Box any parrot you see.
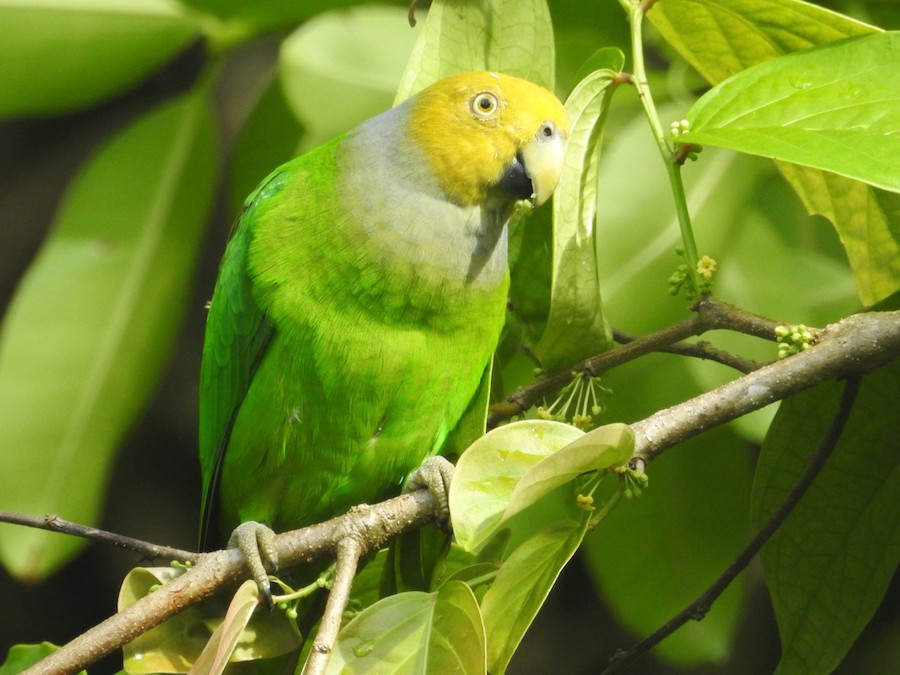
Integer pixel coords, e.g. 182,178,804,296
198,71,569,597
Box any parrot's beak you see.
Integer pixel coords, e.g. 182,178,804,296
521,122,567,207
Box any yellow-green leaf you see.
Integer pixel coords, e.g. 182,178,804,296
534,54,623,369
680,34,900,194
777,162,900,306
504,422,633,520
449,420,583,553
326,582,486,674
647,0,875,83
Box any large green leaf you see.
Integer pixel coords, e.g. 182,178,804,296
649,0,895,305
647,0,876,83
680,33,900,194
326,581,486,674
0,0,199,117
395,0,555,102
0,84,217,580
534,53,622,369
751,359,900,675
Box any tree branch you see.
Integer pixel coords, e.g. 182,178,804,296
303,536,365,675
602,375,863,674
632,310,900,463
0,511,197,564
22,490,438,675
613,330,766,373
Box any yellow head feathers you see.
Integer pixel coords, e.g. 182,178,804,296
408,71,569,207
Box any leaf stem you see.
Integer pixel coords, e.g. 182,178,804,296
625,0,702,290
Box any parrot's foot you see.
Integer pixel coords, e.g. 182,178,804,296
406,456,455,526
228,521,279,609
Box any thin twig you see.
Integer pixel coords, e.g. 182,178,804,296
603,375,863,674
0,511,197,563
303,536,365,675
613,329,766,373
489,313,704,425
489,296,792,426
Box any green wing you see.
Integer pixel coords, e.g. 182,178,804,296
197,169,289,549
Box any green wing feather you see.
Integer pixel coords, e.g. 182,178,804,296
197,169,289,548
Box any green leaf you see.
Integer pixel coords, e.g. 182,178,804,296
279,5,420,148
776,161,900,305
327,582,486,674
647,0,876,84
395,0,555,102
504,422,633,520
481,519,587,674
534,55,622,369
0,0,199,117
507,203,553,333
680,33,900,194
121,567,207,673
0,84,217,580
751,359,900,675
120,567,300,672
191,580,262,675
1,643,84,675
448,423,622,673
649,0,893,305
449,420,584,552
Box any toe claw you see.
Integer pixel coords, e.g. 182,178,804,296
406,455,455,524
228,521,279,609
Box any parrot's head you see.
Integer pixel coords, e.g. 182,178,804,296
408,71,569,211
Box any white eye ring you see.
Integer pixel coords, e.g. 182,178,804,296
471,92,499,116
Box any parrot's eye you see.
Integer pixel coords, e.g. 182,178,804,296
471,92,499,117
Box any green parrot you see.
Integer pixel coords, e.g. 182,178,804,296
198,71,569,591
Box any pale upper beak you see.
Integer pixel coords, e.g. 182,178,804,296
521,121,567,207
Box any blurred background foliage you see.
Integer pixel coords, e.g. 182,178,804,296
0,0,897,673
